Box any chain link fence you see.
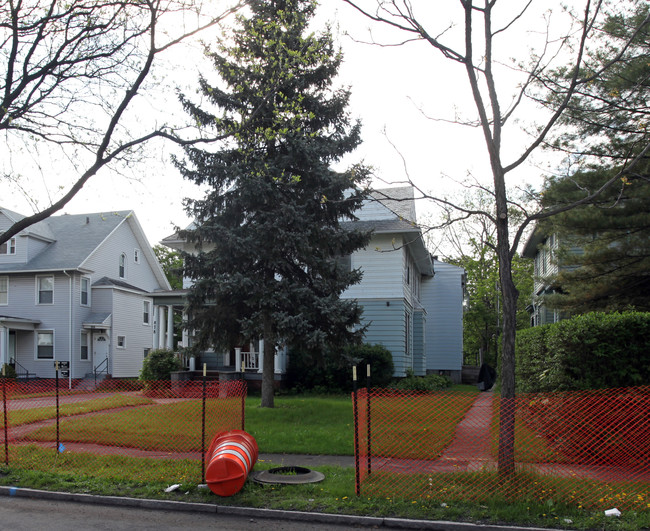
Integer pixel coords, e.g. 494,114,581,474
353,386,650,511
0,377,246,483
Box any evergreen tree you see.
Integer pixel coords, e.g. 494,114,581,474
540,164,650,312
175,0,370,407
537,4,650,313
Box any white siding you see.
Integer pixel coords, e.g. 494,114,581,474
83,221,163,292
110,290,153,377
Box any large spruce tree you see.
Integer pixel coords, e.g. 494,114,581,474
175,0,371,407
537,3,650,313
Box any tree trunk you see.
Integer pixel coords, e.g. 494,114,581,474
495,180,519,476
260,313,275,408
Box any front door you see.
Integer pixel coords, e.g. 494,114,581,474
93,334,109,371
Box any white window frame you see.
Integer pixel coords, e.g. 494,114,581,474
0,237,16,255
117,335,126,349
143,300,150,325
134,248,140,264
36,275,54,305
119,253,126,279
36,330,54,360
80,331,89,361
80,276,90,307
0,276,7,305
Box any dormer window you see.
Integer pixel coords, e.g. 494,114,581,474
0,238,16,255
119,253,126,278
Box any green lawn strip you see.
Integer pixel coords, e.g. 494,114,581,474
1,450,649,530
245,395,353,454
368,392,478,460
3,394,154,428
23,397,243,452
489,394,564,463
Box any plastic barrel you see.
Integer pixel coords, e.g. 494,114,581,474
205,430,259,496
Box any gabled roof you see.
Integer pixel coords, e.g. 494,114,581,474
92,276,147,293
369,186,417,223
0,209,171,290
522,226,548,259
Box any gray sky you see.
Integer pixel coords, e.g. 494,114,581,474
4,0,579,248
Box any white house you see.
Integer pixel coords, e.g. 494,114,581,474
0,208,172,382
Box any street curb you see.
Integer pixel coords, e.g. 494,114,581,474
0,486,558,531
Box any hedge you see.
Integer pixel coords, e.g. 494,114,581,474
515,311,650,393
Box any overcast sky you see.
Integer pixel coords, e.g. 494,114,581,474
4,0,580,249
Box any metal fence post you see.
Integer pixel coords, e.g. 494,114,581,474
352,366,360,496
201,363,207,483
366,363,371,477
55,361,60,455
2,368,8,465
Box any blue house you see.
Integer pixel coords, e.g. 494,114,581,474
163,186,466,381
0,208,171,381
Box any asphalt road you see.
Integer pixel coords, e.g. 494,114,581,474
0,496,361,530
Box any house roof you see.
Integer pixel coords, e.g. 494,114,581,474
0,209,171,290
522,226,547,259
92,276,147,293
369,186,417,223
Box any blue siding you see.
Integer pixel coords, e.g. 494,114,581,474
357,299,409,377
413,310,426,376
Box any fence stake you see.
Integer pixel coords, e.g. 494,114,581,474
241,380,245,431
366,363,371,477
201,363,207,483
2,368,8,465
55,361,60,455
352,366,360,496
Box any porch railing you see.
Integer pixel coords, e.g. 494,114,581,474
11,359,33,380
94,357,109,386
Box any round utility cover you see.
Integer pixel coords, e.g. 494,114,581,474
253,466,325,485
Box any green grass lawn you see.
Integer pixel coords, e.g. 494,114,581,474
2,388,649,530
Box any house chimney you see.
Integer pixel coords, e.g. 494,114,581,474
86,216,90,224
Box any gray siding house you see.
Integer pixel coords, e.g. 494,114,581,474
0,208,171,382
163,186,465,381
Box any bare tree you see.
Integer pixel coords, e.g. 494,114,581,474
1,0,242,244
343,0,650,474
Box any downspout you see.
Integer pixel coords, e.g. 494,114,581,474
63,271,73,390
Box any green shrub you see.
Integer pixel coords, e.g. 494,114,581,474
286,343,394,393
139,349,181,381
390,371,452,392
1,363,16,378
516,311,650,392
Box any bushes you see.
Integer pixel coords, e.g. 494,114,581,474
1,363,16,378
516,311,650,392
390,371,452,392
139,349,182,381
286,343,394,393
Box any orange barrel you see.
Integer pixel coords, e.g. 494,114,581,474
205,430,259,496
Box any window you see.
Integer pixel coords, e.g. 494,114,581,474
134,248,140,264
144,348,150,358
36,331,54,359
80,277,90,306
0,276,7,305
119,253,126,278
37,276,54,304
80,331,89,361
117,335,126,349
0,238,16,255
143,300,150,325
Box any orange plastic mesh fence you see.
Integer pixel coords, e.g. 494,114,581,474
0,378,246,483
353,386,650,511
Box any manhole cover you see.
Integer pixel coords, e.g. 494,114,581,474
253,466,325,485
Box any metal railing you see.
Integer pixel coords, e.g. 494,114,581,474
94,357,109,386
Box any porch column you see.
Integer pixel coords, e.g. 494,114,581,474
257,339,264,374
158,306,166,350
166,305,174,350
181,311,189,348
235,347,242,372
0,326,6,367
152,306,160,350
